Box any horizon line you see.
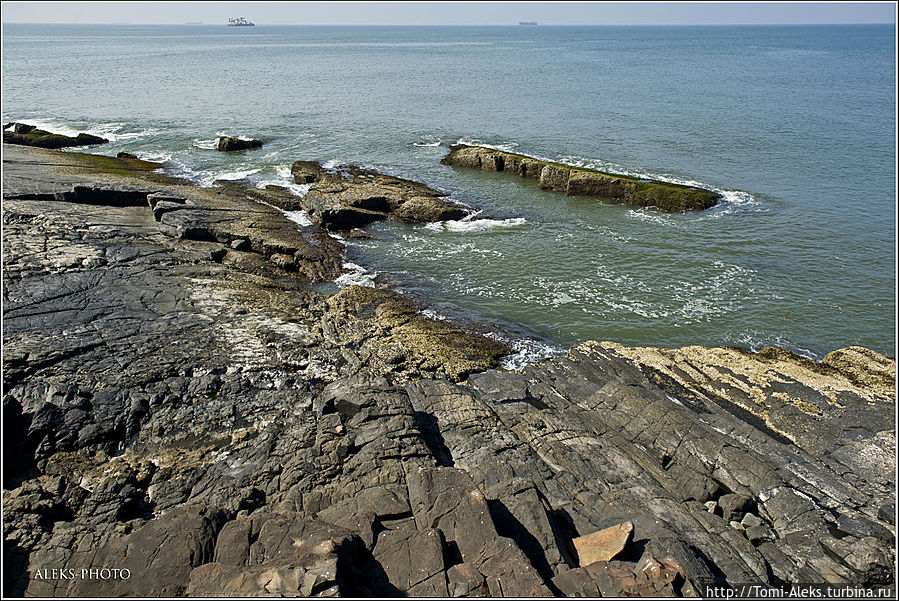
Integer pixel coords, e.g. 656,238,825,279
3,21,895,26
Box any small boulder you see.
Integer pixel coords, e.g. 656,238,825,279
217,136,264,152
291,160,324,184
117,151,138,159
394,196,467,223
572,521,633,566
741,513,763,528
718,493,752,522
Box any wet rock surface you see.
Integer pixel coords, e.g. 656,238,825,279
283,159,468,229
3,123,109,149
3,144,895,597
441,143,721,212
217,136,264,152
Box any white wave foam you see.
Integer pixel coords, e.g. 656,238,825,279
413,141,441,147
455,138,521,154
109,128,161,141
215,168,261,181
482,332,565,371
244,194,314,230
626,209,677,226
192,138,219,150
160,157,201,181
161,161,261,187
731,332,820,360
214,130,257,141
419,309,449,321
253,164,311,197
335,262,377,288
255,179,311,197
425,215,527,233
282,210,313,227
321,159,340,170
8,118,162,143
139,151,172,163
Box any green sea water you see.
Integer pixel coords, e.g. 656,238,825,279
2,23,894,362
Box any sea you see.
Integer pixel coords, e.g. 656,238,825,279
2,23,895,365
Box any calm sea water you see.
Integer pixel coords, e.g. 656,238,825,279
3,24,895,362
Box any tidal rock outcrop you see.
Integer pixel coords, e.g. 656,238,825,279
441,144,721,212
2,143,895,598
280,160,468,229
217,136,264,152
3,122,108,149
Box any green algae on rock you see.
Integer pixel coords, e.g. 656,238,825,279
3,122,109,149
326,285,510,380
441,144,721,212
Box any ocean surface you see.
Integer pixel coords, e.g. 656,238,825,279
3,23,895,363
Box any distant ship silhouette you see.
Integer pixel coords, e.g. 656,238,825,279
519,21,538,26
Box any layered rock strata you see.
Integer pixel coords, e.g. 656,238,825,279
281,160,468,229
2,144,895,598
441,144,721,212
3,122,109,149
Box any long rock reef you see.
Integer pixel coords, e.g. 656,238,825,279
2,143,895,597
3,122,109,150
441,144,721,212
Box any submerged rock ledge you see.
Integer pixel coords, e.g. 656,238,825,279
441,144,721,212
2,144,895,597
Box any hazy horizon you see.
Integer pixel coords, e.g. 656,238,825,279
1,2,895,26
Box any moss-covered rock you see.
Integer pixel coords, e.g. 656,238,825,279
327,286,510,380
3,123,109,149
441,144,720,212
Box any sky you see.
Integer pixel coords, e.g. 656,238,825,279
0,1,895,25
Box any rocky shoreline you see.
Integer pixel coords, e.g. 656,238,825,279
441,144,721,212
2,143,895,597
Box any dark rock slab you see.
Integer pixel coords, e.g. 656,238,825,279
217,136,264,152
4,123,109,149
294,161,467,229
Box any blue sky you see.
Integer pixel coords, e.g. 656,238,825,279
1,2,895,25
